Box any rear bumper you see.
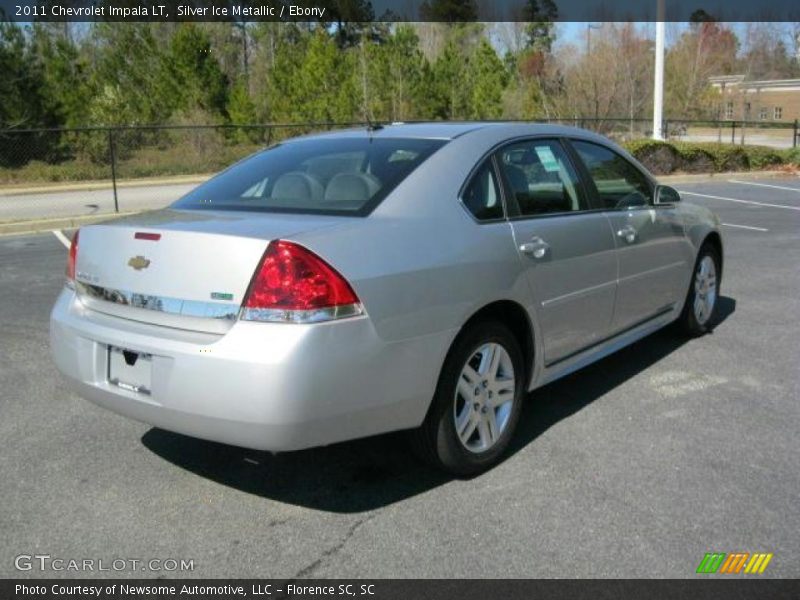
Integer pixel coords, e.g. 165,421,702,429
50,288,452,451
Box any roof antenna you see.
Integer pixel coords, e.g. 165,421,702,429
365,115,383,133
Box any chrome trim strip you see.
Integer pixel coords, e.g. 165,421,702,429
75,281,240,321
617,260,687,284
75,281,365,324
541,280,617,308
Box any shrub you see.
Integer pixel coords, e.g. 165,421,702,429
0,159,110,184
623,140,798,175
782,148,800,165
624,140,679,174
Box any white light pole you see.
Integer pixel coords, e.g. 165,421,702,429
652,0,666,140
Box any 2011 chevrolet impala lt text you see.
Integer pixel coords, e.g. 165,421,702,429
50,123,723,474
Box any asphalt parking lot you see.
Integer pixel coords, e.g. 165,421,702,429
1,176,798,578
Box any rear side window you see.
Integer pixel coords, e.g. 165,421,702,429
571,140,652,209
496,139,584,217
462,161,503,221
172,137,446,216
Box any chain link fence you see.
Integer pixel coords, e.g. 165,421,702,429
541,117,800,147
1,118,798,224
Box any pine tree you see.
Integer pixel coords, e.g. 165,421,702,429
31,24,94,128
89,24,169,124
468,39,508,119
0,22,52,166
522,0,558,53
166,24,229,117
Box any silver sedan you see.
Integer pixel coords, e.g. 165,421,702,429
50,123,723,475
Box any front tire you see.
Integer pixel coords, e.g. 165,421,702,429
677,243,720,336
411,320,525,476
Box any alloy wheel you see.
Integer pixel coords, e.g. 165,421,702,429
693,255,717,325
453,342,516,453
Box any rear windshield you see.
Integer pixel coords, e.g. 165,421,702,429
172,137,446,216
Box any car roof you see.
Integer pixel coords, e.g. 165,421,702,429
289,122,610,142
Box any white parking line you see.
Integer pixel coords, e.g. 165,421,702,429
729,179,800,193
678,190,800,211
52,230,71,249
721,223,769,232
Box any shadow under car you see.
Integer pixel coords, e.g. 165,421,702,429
142,296,736,513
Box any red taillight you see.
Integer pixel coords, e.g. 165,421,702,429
66,229,79,282
241,240,361,322
134,232,161,241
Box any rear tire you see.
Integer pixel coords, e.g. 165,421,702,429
676,243,720,337
411,320,525,476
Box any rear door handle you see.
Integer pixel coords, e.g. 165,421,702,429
617,225,637,244
519,237,550,259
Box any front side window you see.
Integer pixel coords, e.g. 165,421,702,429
774,106,783,120
462,160,503,221
172,137,446,216
495,139,583,217
571,140,652,209
760,107,769,120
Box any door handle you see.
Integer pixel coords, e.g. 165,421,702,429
519,237,550,259
617,225,637,244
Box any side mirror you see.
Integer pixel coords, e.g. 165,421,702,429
655,185,681,205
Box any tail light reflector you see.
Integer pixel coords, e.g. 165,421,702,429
241,240,362,323
134,232,161,241
66,229,80,286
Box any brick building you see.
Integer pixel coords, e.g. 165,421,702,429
709,75,800,122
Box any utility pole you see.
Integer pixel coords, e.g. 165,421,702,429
586,24,601,125
238,21,249,84
652,0,666,140
586,23,600,55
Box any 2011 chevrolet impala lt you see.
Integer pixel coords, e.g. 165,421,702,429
50,123,723,474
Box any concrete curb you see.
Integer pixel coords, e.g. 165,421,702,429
657,169,798,184
0,174,211,196
0,212,139,236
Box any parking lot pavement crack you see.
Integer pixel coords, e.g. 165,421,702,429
290,514,376,578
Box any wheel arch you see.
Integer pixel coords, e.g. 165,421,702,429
456,300,535,389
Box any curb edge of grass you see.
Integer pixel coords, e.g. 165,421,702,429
0,174,211,196
657,169,797,184
0,211,140,237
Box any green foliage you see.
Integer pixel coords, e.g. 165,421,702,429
0,23,48,130
89,24,171,125
382,25,427,120
267,29,358,123
31,25,94,129
0,22,59,166
0,141,264,185
227,79,261,143
522,0,558,53
739,145,785,169
3,21,799,181
781,147,800,165
623,140,796,175
430,41,464,118
166,24,229,116
468,39,508,119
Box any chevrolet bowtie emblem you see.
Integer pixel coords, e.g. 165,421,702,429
127,256,151,271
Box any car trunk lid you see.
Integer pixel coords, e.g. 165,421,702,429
73,209,346,333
